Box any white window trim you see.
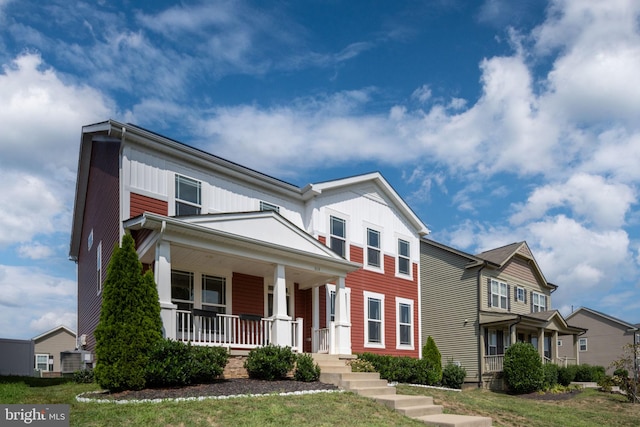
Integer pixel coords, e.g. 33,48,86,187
579,338,588,352
173,173,202,216
490,279,508,310
35,354,51,372
364,225,384,273
96,241,102,295
326,284,351,326
201,274,228,314
395,297,414,350
364,291,385,349
327,212,350,260
532,291,547,312
395,236,413,279
557,339,563,347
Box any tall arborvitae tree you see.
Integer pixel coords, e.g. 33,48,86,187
423,336,443,384
93,233,163,391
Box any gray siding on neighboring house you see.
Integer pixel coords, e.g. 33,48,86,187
558,309,636,374
33,329,76,373
421,241,480,381
0,338,34,376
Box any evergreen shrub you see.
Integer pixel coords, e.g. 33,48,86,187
441,360,467,389
503,342,544,394
422,336,443,384
244,345,296,380
294,354,321,382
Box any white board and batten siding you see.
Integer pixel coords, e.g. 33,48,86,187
122,145,305,227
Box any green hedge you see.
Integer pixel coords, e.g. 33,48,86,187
357,353,438,385
558,364,606,386
244,345,296,380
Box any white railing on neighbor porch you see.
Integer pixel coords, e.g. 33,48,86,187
555,356,578,367
313,327,331,354
484,355,504,372
176,311,303,352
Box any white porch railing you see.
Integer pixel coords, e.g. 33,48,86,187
555,356,578,367
176,311,303,351
484,355,504,372
313,327,330,354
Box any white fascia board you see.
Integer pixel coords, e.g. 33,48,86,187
32,325,76,342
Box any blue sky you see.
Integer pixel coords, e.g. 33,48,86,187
0,0,639,339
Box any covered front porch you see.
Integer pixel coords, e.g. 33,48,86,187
480,311,585,373
124,211,360,355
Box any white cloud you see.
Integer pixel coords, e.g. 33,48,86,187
17,242,54,260
510,173,636,229
30,311,76,335
411,85,432,104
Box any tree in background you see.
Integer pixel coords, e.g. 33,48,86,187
611,342,639,403
422,336,443,384
93,234,163,391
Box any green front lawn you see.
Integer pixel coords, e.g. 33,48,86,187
2,377,638,426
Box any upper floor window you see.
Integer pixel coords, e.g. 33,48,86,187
330,216,346,258
366,228,381,268
175,174,201,216
579,338,588,352
490,279,508,310
532,292,547,312
260,201,280,213
516,286,526,303
397,239,410,275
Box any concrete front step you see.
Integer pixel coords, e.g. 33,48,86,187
352,385,396,396
341,378,389,389
372,394,442,417
417,414,493,427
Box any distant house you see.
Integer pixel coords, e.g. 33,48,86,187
69,120,429,360
32,325,77,377
558,307,639,374
421,239,585,389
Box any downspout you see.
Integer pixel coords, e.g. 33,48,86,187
476,262,487,388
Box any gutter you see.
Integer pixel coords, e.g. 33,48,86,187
476,262,486,388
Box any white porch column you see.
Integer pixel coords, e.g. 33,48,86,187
271,264,292,347
510,324,517,346
552,330,558,362
332,276,351,355
574,334,580,365
155,239,176,340
538,328,545,360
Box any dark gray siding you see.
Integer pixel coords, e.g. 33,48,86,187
421,241,481,382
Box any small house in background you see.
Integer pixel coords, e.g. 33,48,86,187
558,307,639,374
32,325,77,377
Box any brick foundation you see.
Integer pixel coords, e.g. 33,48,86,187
223,356,249,379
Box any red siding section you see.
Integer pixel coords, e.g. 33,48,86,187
232,273,264,317
130,192,168,218
346,245,420,358
76,138,121,352
295,284,313,353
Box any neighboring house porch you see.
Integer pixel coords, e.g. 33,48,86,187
125,210,360,355
480,310,585,374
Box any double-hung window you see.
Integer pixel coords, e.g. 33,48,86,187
202,275,226,315
330,216,346,258
396,297,413,349
366,228,381,268
532,292,547,312
175,174,201,216
579,338,588,352
364,291,384,348
172,270,194,334
397,239,410,275
516,286,525,302
490,279,508,309
35,354,51,371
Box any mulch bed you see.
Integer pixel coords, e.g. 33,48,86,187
518,389,582,401
86,379,339,401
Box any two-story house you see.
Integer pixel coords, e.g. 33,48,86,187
69,120,429,361
558,307,639,374
421,239,585,389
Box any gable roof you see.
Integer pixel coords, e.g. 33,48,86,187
567,307,639,331
32,325,76,342
421,238,494,268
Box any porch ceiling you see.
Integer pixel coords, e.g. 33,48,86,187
126,212,360,289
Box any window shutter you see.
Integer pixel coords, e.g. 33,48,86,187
524,290,527,304
514,287,518,302
530,291,534,312
487,279,492,307
507,285,511,311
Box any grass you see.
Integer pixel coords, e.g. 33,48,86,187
397,384,640,427
2,377,639,426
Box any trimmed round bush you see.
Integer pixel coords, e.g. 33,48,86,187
503,342,544,394
441,361,466,389
294,354,320,382
244,345,296,380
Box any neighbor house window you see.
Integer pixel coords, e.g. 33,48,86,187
516,287,526,302
201,275,226,315
259,201,280,213
364,291,385,348
35,354,51,371
490,279,508,309
397,239,410,275
96,241,102,295
557,339,563,347
175,174,201,216
366,228,381,268
532,292,547,312
329,216,346,258
396,297,414,349
579,338,588,352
